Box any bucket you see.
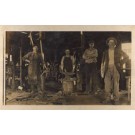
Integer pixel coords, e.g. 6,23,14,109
62,80,74,95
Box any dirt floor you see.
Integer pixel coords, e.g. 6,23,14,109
5,81,130,105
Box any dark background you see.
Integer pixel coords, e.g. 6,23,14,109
6,31,131,69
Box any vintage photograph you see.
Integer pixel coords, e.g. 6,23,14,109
5,31,131,105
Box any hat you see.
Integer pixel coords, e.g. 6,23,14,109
106,37,117,45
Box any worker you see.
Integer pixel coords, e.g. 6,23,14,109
23,45,46,98
83,40,98,94
60,49,75,73
101,37,129,104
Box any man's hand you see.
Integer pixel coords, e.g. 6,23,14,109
101,64,105,78
101,72,104,78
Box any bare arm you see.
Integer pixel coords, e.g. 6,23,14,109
22,52,31,62
71,56,76,71
101,52,105,78
60,56,65,71
40,54,46,69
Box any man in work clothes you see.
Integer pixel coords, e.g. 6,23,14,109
60,49,75,73
23,46,46,98
101,37,129,104
83,40,98,94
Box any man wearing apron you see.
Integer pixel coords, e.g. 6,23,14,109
60,49,75,73
23,46,46,98
60,49,75,95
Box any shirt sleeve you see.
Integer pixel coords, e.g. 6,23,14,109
82,49,88,60
91,49,98,58
95,49,98,57
120,50,129,64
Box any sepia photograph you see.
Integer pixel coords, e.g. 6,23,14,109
1,1,135,135
4,29,131,106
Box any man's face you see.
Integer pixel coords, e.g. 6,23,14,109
108,40,116,49
65,50,70,55
33,47,38,53
89,43,94,48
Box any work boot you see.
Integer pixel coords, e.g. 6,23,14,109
35,91,47,100
113,100,120,105
30,90,38,98
102,99,112,105
84,90,90,95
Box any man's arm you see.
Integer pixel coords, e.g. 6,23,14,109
82,49,89,60
40,54,46,69
83,49,98,59
22,52,31,62
60,56,64,71
120,50,129,64
91,49,98,58
101,51,105,78
71,56,76,72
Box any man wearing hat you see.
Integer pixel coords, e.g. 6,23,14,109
101,37,128,104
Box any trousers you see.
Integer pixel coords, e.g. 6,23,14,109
104,65,120,101
85,63,97,92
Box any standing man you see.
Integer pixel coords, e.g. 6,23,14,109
101,37,128,104
83,40,98,94
60,49,75,73
23,45,46,98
